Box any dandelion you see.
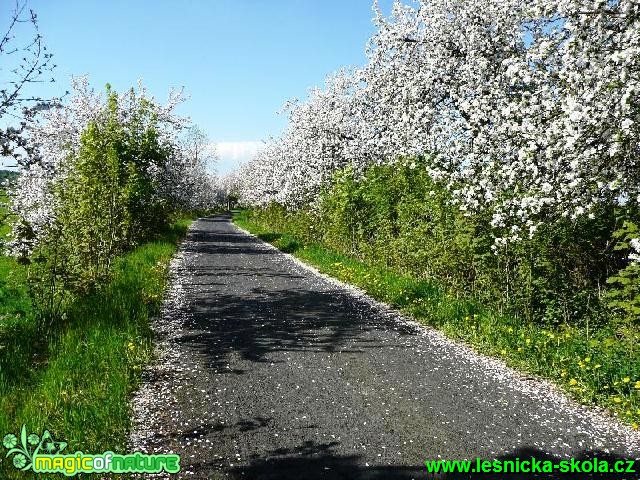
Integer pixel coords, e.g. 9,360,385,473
622,377,630,383
568,378,578,386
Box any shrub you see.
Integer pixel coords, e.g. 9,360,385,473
246,159,639,330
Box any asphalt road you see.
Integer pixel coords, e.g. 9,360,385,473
130,214,640,480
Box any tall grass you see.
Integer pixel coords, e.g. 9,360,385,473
0,217,193,479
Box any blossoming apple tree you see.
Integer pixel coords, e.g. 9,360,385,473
5,77,218,299
232,0,639,262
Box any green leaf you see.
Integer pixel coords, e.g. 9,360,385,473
20,425,27,453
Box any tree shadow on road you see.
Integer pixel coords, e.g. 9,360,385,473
168,217,637,480
170,216,419,371
175,283,414,373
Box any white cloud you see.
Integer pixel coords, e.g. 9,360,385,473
214,141,264,174
0,157,18,170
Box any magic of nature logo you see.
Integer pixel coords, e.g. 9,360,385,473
3,425,180,476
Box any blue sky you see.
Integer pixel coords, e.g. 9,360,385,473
15,0,394,173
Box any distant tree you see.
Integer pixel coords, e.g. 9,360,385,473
1,0,56,164
0,169,19,184
180,125,217,173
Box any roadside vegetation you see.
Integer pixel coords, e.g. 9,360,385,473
0,215,192,479
0,80,217,477
0,3,220,475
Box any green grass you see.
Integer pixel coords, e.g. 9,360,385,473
0,191,10,240
0,216,194,479
235,209,640,429
0,190,31,333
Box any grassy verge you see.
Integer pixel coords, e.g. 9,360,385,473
234,209,640,428
0,215,194,479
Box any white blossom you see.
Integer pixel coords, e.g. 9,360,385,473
227,0,639,255
630,238,640,264
7,77,218,256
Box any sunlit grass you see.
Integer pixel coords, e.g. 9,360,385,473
235,209,640,429
0,216,193,479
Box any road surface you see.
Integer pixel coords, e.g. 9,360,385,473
130,214,640,479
